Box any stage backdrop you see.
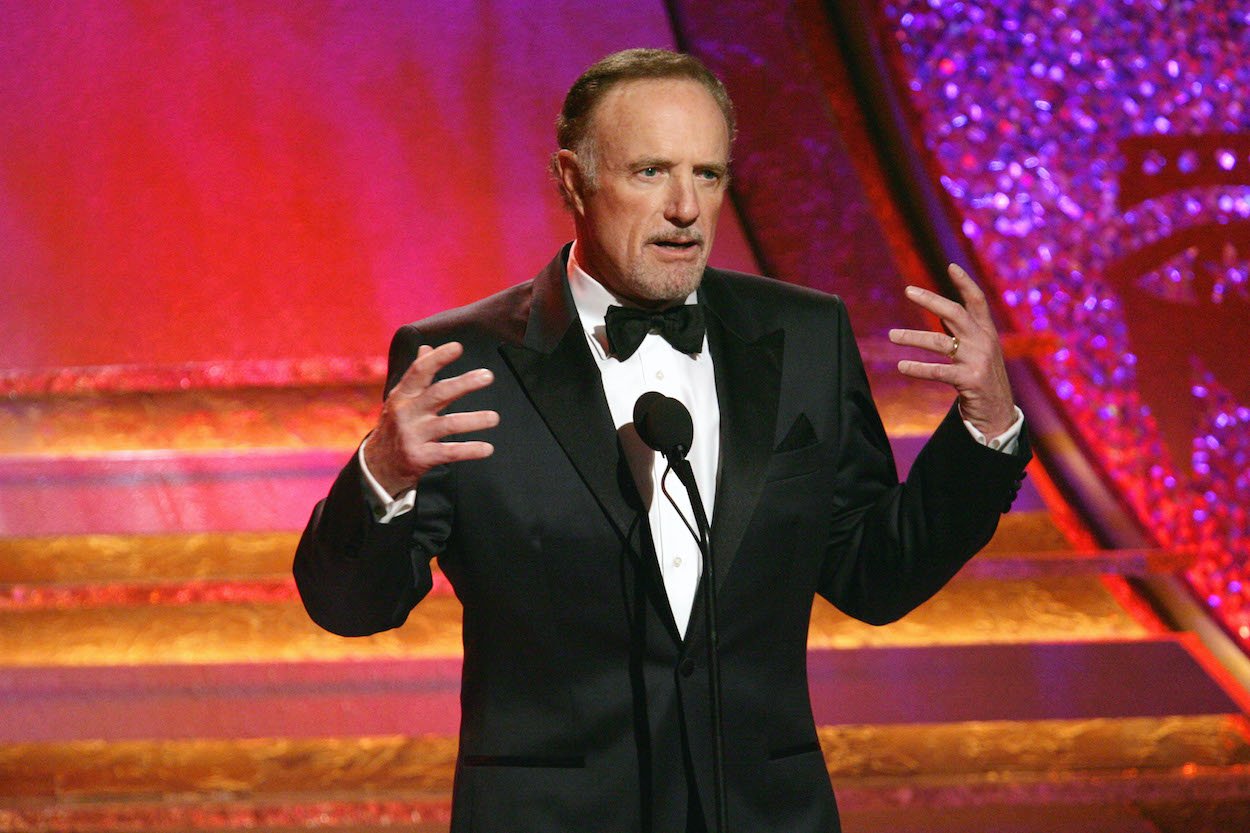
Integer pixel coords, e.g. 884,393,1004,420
877,0,1250,647
0,1,757,372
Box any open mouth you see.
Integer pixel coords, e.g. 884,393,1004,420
652,239,700,251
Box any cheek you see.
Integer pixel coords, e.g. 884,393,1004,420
602,200,645,237
622,214,653,248
703,192,726,221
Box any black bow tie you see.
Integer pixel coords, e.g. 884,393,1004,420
603,303,705,360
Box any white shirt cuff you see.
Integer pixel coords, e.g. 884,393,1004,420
358,434,417,522
961,405,1024,455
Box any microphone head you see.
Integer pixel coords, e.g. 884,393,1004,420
632,391,666,428
633,392,694,461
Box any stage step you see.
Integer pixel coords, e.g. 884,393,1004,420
0,520,1181,666
3,712,1249,831
0,356,955,457
2,638,1240,742
0,577,1160,669
0,571,1159,669
0,521,1188,589
1,368,1241,831
0,364,1057,538
840,800,1250,833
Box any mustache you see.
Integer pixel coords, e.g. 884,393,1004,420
647,231,705,246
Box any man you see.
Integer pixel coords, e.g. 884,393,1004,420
295,48,1027,833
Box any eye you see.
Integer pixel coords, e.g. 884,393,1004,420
639,166,660,177
696,168,724,183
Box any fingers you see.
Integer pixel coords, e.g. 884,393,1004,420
391,341,468,396
895,357,955,384
888,327,958,358
416,438,497,467
389,347,498,442
891,323,963,383
367,341,501,493
892,265,992,381
903,264,997,336
389,341,496,419
903,284,965,329
426,405,501,444
894,267,1018,437
946,262,992,322
424,366,496,413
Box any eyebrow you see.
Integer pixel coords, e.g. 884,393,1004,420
628,156,674,170
627,156,729,176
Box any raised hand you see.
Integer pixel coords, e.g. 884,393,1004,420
888,263,1017,438
363,341,500,496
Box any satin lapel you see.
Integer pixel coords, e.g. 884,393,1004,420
500,325,642,544
703,285,784,597
497,254,639,543
498,253,683,643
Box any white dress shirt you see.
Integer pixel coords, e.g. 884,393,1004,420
564,244,720,637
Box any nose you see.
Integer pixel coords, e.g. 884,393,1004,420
664,171,700,227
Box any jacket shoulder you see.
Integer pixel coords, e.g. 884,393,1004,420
380,281,535,394
701,267,848,333
401,280,535,345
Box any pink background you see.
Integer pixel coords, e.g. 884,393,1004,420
0,1,755,371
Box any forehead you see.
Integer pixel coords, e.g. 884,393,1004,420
587,78,730,161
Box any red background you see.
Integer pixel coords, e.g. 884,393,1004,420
0,1,755,371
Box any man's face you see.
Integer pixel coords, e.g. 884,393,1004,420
560,78,731,309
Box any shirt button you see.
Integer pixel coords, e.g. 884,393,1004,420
679,658,696,677
655,370,664,380
673,557,683,568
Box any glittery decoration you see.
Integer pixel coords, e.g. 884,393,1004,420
881,0,1250,648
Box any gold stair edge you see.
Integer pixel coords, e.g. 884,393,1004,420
0,577,1155,667
0,364,955,455
0,387,380,456
0,532,304,585
0,596,468,666
831,765,1250,811
0,514,1091,587
0,804,453,833
817,716,1250,777
3,716,1246,800
4,774,1248,833
0,358,387,397
2,551,1165,610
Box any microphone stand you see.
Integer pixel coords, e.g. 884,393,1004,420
667,455,727,833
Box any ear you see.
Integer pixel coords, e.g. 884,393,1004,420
555,149,586,214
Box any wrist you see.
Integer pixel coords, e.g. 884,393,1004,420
362,432,416,497
978,416,1014,439
958,402,1021,443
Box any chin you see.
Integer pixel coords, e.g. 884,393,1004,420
638,266,705,303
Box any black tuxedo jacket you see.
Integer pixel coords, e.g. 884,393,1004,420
295,246,1030,832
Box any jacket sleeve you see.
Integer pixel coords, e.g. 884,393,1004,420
292,325,454,637
816,301,1030,625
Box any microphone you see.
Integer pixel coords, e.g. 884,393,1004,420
631,391,728,833
633,392,694,462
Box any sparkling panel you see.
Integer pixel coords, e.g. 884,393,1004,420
881,0,1250,649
